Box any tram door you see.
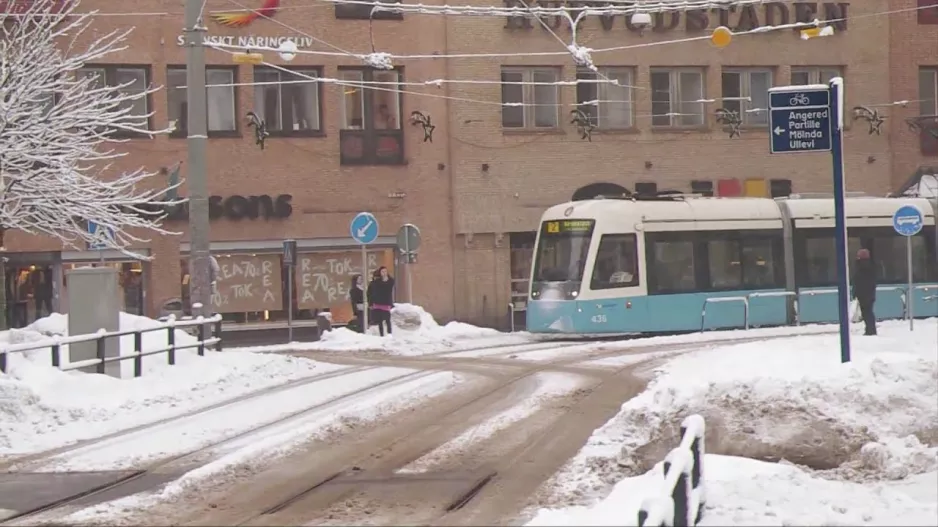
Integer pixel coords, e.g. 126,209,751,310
509,232,535,330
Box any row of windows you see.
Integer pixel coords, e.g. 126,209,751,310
80,65,404,137
79,65,405,165
644,227,938,295
645,231,785,294
502,66,842,130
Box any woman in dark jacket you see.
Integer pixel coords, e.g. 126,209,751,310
367,266,395,336
349,274,365,333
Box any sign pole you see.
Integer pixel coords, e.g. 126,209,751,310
287,264,294,342
907,236,914,331
830,78,851,363
361,244,369,331
404,234,413,304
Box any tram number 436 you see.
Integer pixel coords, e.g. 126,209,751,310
591,314,607,324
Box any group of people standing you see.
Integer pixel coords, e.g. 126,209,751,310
348,266,396,336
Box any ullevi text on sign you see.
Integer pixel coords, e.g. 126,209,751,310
768,85,833,154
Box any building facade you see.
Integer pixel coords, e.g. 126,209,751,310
4,0,935,330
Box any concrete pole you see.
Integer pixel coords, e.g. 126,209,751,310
184,0,212,316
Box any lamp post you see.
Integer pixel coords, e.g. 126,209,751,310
184,0,212,316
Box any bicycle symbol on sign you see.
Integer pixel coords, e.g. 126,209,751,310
789,93,811,106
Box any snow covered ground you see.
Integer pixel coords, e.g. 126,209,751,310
236,303,536,356
528,319,938,526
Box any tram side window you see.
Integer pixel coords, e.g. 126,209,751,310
802,235,862,287
741,238,778,288
649,239,696,293
708,236,778,290
871,235,933,283
590,234,639,289
708,239,742,289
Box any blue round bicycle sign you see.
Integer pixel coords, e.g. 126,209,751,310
892,205,923,237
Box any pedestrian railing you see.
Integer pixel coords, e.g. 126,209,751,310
700,284,922,332
0,314,223,376
637,415,707,527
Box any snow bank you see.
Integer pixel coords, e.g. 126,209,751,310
0,313,338,455
528,455,938,526
307,303,532,355
528,320,938,526
537,319,937,519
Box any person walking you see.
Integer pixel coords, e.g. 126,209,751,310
349,274,365,333
367,266,395,336
852,248,877,336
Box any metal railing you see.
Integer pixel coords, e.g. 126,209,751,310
700,296,749,331
0,314,223,376
700,284,927,332
638,415,707,527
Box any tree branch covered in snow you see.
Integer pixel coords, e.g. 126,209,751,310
0,0,182,258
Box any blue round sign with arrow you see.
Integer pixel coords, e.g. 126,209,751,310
892,205,923,237
350,212,379,245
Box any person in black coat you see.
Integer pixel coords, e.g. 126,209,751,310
348,274,365,333
367,266,395,336
852,248,877,336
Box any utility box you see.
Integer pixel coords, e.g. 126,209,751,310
65,266,121,378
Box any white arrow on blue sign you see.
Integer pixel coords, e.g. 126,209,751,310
87,221,115,250
892,205,924,237
350,212,379,245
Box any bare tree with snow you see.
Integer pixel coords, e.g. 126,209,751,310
0,0,182,327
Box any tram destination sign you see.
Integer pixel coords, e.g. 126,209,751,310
768,86,832,154
545,219,594,233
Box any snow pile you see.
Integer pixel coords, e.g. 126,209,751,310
528,455,938,526
2,312,200,377
312,303,531,355
532,319,938,525
0,314,337,455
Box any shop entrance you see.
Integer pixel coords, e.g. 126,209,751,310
4,252,57,329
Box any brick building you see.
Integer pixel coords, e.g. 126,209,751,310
3,0,935,331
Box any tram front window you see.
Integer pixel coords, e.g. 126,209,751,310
531,219,594,300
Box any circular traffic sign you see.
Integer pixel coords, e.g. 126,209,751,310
396,224,421,253
350,212,379,244
892,204,923,237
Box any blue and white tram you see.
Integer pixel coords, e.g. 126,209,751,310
525,195,938,335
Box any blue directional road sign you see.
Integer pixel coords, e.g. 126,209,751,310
893,205,924,237
768,86,832,154
86,221,115,250
350,212,379,245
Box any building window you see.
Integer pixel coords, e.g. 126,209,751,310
918,68,938,156
167,66,238,137
721,69,771,126
650,68,705,127
575,67,634,129
691,180,714,197
501,67,560,129
335,0,403,20
635,182,657,195
253,67,321,135
339,68,404,165
77,65,151,135
791,67,842,86
918,0,938,24
590,234,639,289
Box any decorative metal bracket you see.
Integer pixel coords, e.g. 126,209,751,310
246,111,269,150
906,115,938,139
714,108,742,138
852,106,885,135
570,109,595,141
409,111,435,143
